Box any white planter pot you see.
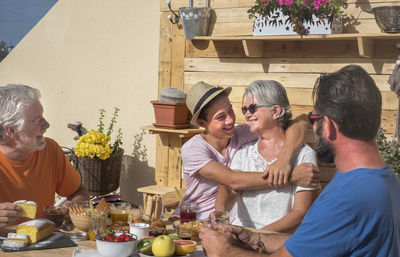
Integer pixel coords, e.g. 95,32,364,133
252,10,343,36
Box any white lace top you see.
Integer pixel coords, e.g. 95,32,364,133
230,140,317,229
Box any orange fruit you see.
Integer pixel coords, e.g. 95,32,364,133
174,240,197,256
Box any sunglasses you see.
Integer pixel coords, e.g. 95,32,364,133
241,104,270,115
308,111,324,125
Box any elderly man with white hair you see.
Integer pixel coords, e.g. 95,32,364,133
0,84,89,227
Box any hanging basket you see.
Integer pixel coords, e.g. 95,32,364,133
74,148,124,196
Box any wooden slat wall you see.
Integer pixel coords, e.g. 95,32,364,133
158,0,400,188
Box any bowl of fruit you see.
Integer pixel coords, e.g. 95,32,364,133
96,232,138,257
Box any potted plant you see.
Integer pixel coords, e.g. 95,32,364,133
151,88,190,129
248,0,347,36
377,128,400,178
74,107,124,196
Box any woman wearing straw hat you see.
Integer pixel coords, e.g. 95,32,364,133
216,80,318,232
178,81,319,220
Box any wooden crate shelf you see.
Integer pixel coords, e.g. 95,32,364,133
141,125,204,188
141,125,204,138
193,33,400,58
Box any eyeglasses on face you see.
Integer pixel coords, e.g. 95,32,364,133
241,104,270,115
308,111,324,125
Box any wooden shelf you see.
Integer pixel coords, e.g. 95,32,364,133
193,33,400,58
141,125,204,138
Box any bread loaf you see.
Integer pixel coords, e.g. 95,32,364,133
13,200,37,219
16,219,55,243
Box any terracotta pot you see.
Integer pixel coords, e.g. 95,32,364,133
151,100,190,129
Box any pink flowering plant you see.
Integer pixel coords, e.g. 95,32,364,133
248,0,347,35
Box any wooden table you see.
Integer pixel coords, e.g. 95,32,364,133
0,238,206,257
0,223,206,257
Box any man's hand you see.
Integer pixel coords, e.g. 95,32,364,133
62,200,74,209
211,224,256,249
262,158,292,188
200,225,232,257
291,163,320,188
0,202,22,228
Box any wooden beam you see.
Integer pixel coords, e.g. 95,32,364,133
241,40,263,57
357,36,374,58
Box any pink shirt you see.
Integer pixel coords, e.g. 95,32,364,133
176,124,257,220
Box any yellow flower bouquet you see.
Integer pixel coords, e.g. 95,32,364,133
74,130,112,160
73,107,124,196
74,107,123,160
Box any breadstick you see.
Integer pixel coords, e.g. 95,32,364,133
143,193,148,214
144,195,153,222
154,195,163,220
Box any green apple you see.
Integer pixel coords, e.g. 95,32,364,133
152,235,176,257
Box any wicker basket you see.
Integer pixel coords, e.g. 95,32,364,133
74,148,124,196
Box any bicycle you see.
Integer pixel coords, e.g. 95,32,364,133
55,122,87,207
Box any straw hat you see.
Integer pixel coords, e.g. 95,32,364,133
186,81,232,125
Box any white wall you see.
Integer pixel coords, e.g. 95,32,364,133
0,0,160,205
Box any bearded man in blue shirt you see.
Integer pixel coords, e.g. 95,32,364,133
200,64,400,257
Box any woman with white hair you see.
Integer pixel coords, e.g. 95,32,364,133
176,81,319,220
216,80,318,232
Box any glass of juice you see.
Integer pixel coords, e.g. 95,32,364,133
110,202,130,224
88,210,107,240
214,210,230,224
180,201,197,224
212,210,230,233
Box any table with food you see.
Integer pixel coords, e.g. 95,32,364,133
0,198,208,257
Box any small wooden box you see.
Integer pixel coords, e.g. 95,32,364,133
137,185,185,221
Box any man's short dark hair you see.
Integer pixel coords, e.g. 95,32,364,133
312,65,382,141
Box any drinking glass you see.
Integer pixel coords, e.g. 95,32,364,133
214,210,230,224
179,202,197,224
173,220,193,240
88,210,107,241
110,202,131,224
43,205,67,227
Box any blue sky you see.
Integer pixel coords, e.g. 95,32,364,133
0,0,58,46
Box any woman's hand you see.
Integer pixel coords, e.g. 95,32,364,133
291,163,320,188
261,158,292,188
0,202,22,228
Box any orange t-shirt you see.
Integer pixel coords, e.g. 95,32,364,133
0,137,81,218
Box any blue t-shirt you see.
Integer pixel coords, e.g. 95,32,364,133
285,166,400,257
